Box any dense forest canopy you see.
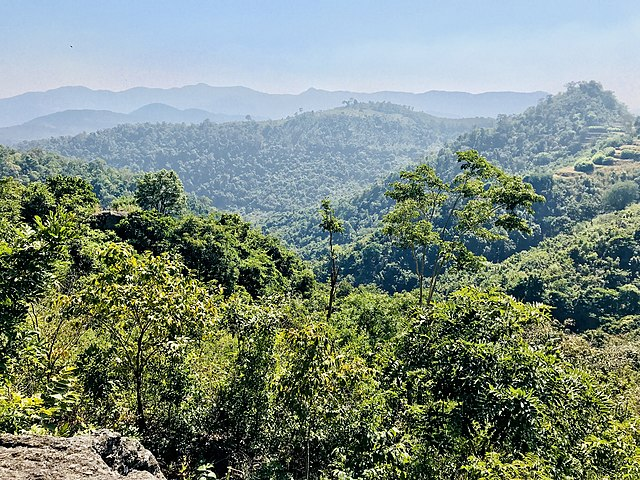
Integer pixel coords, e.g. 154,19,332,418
0,145,137,205
442,205,640,332
2,160,640,479
265,82,640,292
2,80,640,479
26,102,492,220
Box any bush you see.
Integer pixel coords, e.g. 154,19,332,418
574,159,595,172
591,152,606,165
603,181,640,211
592,152,615,165
620,149,640,160
602,135,628,148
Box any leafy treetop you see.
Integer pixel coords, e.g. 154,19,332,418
383,150,544,305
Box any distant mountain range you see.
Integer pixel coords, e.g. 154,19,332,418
0,84,548,143
0,104,249,144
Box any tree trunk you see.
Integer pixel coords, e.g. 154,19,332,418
327,231,337,321
135,369,146,433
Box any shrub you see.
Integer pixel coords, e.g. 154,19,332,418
620,149,640,160
574,159,595,172
603,181,639,211
591,152,606,165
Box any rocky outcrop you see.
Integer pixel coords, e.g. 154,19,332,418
0,430,166,479
91,210,130,231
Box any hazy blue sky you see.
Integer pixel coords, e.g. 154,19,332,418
2,0,639,110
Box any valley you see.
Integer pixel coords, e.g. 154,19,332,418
1,80,640,479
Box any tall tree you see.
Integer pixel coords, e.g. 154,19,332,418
319,199,344,320
82,243,215,432
134,169,186,216
383,150,544,305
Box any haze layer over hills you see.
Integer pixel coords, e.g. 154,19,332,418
0,84,547,144
27,102,494,219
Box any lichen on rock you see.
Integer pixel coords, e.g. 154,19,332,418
0,430,166,479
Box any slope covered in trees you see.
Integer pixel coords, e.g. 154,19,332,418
465,205,640,332
0,144,137,206
266,82,639,291
3,168,640,479
434,81,634,177
27,102,493,219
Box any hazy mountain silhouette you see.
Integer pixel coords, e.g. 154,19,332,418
0,84,548,129
0,104,247,143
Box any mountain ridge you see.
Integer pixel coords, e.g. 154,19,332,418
0,84,548,128
0,104,251,144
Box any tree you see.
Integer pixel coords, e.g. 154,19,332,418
0,209,76,369
574,159,595,173
82,243,215,432
383,150,544,305
134,170,186,216
319,199,344,320
20,183,56,223
603,181,639,211
46,175,99,215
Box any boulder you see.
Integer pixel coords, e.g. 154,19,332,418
0,430,166,479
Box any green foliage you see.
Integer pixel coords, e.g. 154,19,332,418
471,206,640,331
20,182,56,222
268,321,378,479
28,103,492,220
383,150,543,304
79,243,217,432
0,365,80,436
320,199,344,320
0,208,77,368
266,83,634,296
0,145,137,206
113,210,314,298
603,181,639,211
591,151,607,165
2,84,640,480
134,169,186,215
46,175,99,215
390,288,640,478
432,81,633,179
620,149,640,160
319,198,344,237
574,158,595,172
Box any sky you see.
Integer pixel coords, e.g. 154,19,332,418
1,0,639,110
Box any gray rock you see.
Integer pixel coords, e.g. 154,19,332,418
0,430,166,479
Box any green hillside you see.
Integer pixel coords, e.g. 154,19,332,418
447,205,640,332
3,170,640,479
434,81,634,177
27,102,492,220
0,145,137,205
266,82,638,290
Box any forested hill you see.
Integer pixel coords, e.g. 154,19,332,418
0,144,137,206
265,82,639,279
26,102,492,219
473,204,640,332
434,81,634,177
